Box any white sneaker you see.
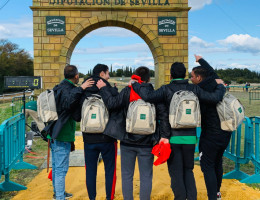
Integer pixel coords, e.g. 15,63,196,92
217,192,221,200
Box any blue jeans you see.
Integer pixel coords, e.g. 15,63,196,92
51,140,71,200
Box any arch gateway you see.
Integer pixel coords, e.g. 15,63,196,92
31,0,190,89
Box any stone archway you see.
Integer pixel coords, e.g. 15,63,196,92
31,0,190,89
59,14,165,87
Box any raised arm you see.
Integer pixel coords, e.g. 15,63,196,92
195,55,219,79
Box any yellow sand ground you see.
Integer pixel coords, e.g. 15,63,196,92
13,136,260,200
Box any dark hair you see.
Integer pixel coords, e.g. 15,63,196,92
170,62,186,79
93,64,109,76
192,66,208,80
64,65,78,79
135,66,150,82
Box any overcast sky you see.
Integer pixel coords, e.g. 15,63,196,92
0,0,260,74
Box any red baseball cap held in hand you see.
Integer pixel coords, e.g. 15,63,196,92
152,142,171,166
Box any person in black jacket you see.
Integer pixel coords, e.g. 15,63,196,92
131,62,226,200
48,65,94,200
78,64,118,200
96,66,168,200
191,55,232,200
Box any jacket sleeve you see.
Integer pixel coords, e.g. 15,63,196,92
132,83,165,103
156,102,171,139
61,86,84,111
194,84,226,104
198,58,219,79
100,86,128,110
65,87,84,122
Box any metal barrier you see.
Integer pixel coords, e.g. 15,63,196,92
195,117,260,183
194,127,201,161
223,117,251,180
249,87,260,104
0,113,37,191
226,86,254,92
240,116,260,183
11,96,34,116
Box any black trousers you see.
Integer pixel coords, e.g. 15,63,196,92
84,142,117,200
167,144,197,200
199,134,231,200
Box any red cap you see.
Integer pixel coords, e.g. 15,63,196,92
152,142,171,166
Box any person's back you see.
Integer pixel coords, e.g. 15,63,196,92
191,55,232,200
131,62,226,200
79,64,118,200
97,66,166,200
48,65,94,200
80,75,117,144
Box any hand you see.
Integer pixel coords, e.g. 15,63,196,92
194,54,202,62
114,83,117,87
81,78,94,90
96,79,106,89
215,79,224,85
159,138,169,144
128,79,137,86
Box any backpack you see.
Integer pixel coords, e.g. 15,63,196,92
126,99,156,135
216,93,245,131
37,89,58,123
169,90,201,129
81,94,109,133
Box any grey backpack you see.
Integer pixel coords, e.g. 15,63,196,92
169,90,201,129
37,89,58,123
81,94,109,133
126,99,156,135
216,93,245,131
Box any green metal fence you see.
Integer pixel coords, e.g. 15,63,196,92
0,113,37,191
195,117,260,183
249,87,260,104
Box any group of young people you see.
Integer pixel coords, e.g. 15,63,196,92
47,54,231,200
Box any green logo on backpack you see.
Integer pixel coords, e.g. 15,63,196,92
186,109,191,114
238,107,242,113
140,114,146,120
91,114,96,119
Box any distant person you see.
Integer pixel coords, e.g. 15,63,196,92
245,82,251,92
22,100,45,132
191,55,232,200
226,83,230,91
96,66,168,200
131,62,226,200
47,65,94,200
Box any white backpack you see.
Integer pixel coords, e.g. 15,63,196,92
37,90,58,123
169,90,201,129
216,93,245,131
126,99,156,135
81,94,109,133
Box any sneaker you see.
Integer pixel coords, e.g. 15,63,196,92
217,192,221,200
53,192,73,200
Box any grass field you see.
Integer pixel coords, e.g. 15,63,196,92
0,79,259,199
